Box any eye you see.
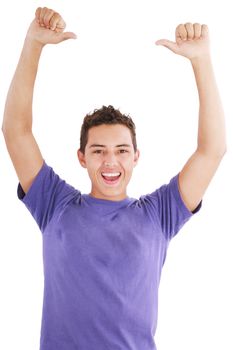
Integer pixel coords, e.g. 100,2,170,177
93,150,102,154
119,149,128,153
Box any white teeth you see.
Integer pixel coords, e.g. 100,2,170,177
101,172,121,177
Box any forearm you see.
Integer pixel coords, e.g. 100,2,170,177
2,38,43,135
191,55,227,156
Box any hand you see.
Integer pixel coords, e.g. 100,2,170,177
155,23,210,61
26,7,77,47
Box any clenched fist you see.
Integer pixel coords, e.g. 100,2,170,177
26,7,77,47
156,23,210,61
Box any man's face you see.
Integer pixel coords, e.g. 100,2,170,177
77,124,140,201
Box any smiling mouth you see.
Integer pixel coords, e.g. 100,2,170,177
101,172,122,185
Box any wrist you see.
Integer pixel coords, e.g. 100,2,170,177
190,54,212,67
24,36,45,53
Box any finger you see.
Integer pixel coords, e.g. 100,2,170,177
50,13,64,31
61,32,77,41
44,8,55,28
176,24,187,41
201,24,209,39
156,39,178,53
184,22,194,40
193,23,202,39
35,7,42,23
39,7,48,27
56,18,66,30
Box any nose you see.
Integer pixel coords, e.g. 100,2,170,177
104,162,115,167
103,152,117,167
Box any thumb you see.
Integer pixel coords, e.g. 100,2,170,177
61,31,77,41
155,39,178,53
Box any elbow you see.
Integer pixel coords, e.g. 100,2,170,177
2,117,9,134
197,145,227,159
211,148,227,159
215,148,227,159
1,123,9,136
1,120,32,137
1,124,6,134
222,146,227,156
218,143,227,158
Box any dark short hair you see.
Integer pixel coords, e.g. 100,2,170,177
79,105,137,154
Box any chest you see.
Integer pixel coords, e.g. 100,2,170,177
43,204,167,286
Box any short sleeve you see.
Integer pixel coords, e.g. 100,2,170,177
140,173,202,241
17,160,80,233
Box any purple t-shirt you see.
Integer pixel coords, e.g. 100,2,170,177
17,160,201,350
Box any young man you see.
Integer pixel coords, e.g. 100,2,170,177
2,7,226,350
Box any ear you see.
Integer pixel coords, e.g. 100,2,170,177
77,149,87,168
133,149,140,167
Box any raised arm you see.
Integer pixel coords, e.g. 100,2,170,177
156,23,227,212
1,7,76,194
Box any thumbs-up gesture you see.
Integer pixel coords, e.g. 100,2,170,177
26,7,77,47
156,23,210,61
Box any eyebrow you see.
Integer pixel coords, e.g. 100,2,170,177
89,144,131,148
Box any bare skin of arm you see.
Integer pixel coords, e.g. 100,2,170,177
2,7,76,194
156,23,227,212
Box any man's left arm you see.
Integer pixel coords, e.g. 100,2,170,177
156,23,227,212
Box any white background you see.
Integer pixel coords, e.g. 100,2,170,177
0,0,232,349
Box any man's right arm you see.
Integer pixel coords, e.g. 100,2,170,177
1,7,77,194
2,36,44,194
